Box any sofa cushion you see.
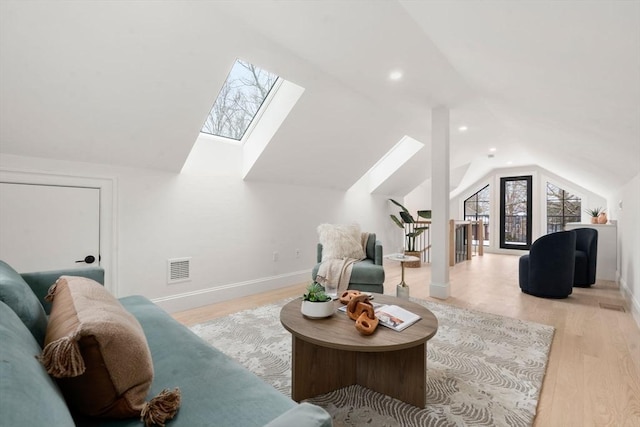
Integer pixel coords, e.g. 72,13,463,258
0,300,75,426
21,266,105,314
40,276,180,425
0,260,48,346
317,223,364,261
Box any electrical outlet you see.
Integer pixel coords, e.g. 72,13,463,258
273,251,279,262
295,249,300,258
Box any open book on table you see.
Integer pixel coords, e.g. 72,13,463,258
339,303,421,332
374,304,421,331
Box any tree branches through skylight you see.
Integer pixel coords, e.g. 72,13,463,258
201,59,279,141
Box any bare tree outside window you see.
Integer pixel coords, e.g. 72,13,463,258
500,176,532,249
464,184,490,246
201,59,279,140
546,182,581,233
503,180,529,244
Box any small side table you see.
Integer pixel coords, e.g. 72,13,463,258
385,253,420,299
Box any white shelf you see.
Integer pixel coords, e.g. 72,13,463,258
565,222,617,281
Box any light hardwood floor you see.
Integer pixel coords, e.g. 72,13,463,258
173,253,640,426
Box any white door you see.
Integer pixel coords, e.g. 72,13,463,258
0,183,101,272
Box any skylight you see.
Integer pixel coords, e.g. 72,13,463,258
368,136,424,193
201,59,279,141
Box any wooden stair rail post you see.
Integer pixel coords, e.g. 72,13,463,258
450,219,483,266
449,219,455,267
466,222,472,261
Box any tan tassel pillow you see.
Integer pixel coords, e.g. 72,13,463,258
39,276,180,426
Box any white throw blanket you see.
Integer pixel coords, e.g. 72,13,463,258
316,232,369,294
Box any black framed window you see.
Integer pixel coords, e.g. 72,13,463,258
546,182,581,233
500,176,532,249
464,184,490,246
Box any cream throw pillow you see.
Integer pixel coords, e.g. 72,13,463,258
317,223,365,261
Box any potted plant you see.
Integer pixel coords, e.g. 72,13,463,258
301,282,334,319
389,199,429,266
584,207,606,224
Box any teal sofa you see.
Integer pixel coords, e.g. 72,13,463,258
311,233,385,294
0,260,332,427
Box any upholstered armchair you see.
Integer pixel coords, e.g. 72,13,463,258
519,230,576,298
312,233,385,294
573,227,598,287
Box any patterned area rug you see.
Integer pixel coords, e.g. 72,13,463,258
190,298,554,426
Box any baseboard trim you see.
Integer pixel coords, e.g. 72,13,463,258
618,275,640,329
152,270,310,313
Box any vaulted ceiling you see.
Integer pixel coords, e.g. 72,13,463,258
1,1,638,198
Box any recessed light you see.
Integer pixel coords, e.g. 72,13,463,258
489,147,497,152
389,70,403,81
506,161,513,165
458,125,468,132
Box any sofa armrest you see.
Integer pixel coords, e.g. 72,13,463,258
374,240,383,266
263,402,332,427
21,267,104,314
317,243,323,263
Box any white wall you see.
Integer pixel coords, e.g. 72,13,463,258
0,150,398,312
609,173,640,326
405,178,432,216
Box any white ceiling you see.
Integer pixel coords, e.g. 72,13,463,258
1,1,638,198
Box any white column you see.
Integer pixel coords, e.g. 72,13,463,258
430,106,450,299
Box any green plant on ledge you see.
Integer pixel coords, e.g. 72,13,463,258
389,199,430,252
584,207,604,217
303,282,331,302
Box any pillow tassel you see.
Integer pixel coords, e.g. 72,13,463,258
141,388,181,427
39,335,86,378
44,280,60,302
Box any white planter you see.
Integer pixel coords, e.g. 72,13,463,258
301,300,335,319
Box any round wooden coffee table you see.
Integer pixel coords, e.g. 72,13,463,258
280,294,438,408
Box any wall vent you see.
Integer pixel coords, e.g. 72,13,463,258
168,257,191,284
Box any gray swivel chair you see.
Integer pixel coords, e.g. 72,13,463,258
311,233,384,294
